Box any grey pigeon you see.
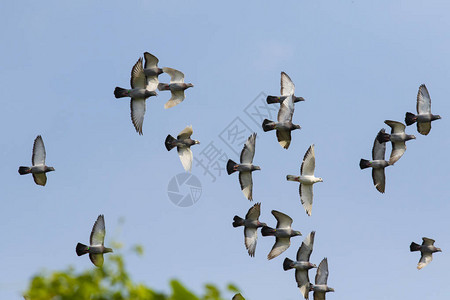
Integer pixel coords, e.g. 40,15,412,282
227,133,261,200
287,145,323,216
410,237,442,269
310,258,335,300
143,52,164,92
114,57,158,135
232,203,267,257
76,215,113,267
376,120,416,165
261,210,302,260
165,125,200,172
283,231,317,299
267,72,305,104
405,84,441,135
158,67,194,109
262,94,301,149
18,135,55,186
360,129,391,193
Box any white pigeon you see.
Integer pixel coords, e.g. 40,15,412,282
158,67,194,109
287,145,323,216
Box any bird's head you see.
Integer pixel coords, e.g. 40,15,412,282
146,90,158,97
408,134,417,140
294,124,301,130
258,221,267,227
194,140,200,145
293,230,302,237
433,114,442,121
187,83,194,88
310,263,318,268
104,247,113,253
46,166,55,172
328,287,335,292
437,247,442,252
317,177,323,183
253,166,261,171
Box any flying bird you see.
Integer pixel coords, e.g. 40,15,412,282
283,231,317,299
410,237,442,269
227,133,261,200
262,95,301,149
114,57,157,135
376,120,416,165
18,135,55,186
360,129,391,193
76,215,113,267
232,203,267,257
287,145,323,216
405,84,441,135
165,125,200,172
266,72,305,104
310,258,335,300
261,210,302,260
143,52,164,92
158,67,194,109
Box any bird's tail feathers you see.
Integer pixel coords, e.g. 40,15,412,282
76,243,89,256
405,112,417,126
410,242,421,252
165,135,177,151
227,159,238,175
266,96,281,104
283,258,294,271
261,226,276,236
158,83,170,91
262,119,276,132
18,166,31,175
359,159,371,170
232,216,245,227
286,175,299,182
376,131,391,143
114,87,129,98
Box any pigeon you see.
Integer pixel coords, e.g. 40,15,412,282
287,145,323,216
232,203,267,257
143,52,164,92
360,129,391,193
261,210,302,260
76,215,113,267
158,67,194,109
227,133,261,200
283,231,317,299
405,84,441,135
114,57,158,135
376,120,416,165
310,258,335,300
267,72,305,104
18,135,55,186
262,94,301,149
165,125,200,172
410,237,442,269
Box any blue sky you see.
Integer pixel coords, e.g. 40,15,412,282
1,0,450,299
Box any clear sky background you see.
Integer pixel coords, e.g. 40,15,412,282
1,0,450,299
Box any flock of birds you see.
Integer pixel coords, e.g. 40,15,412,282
16,51,443,299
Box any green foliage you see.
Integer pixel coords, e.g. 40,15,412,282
23,246,240,300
